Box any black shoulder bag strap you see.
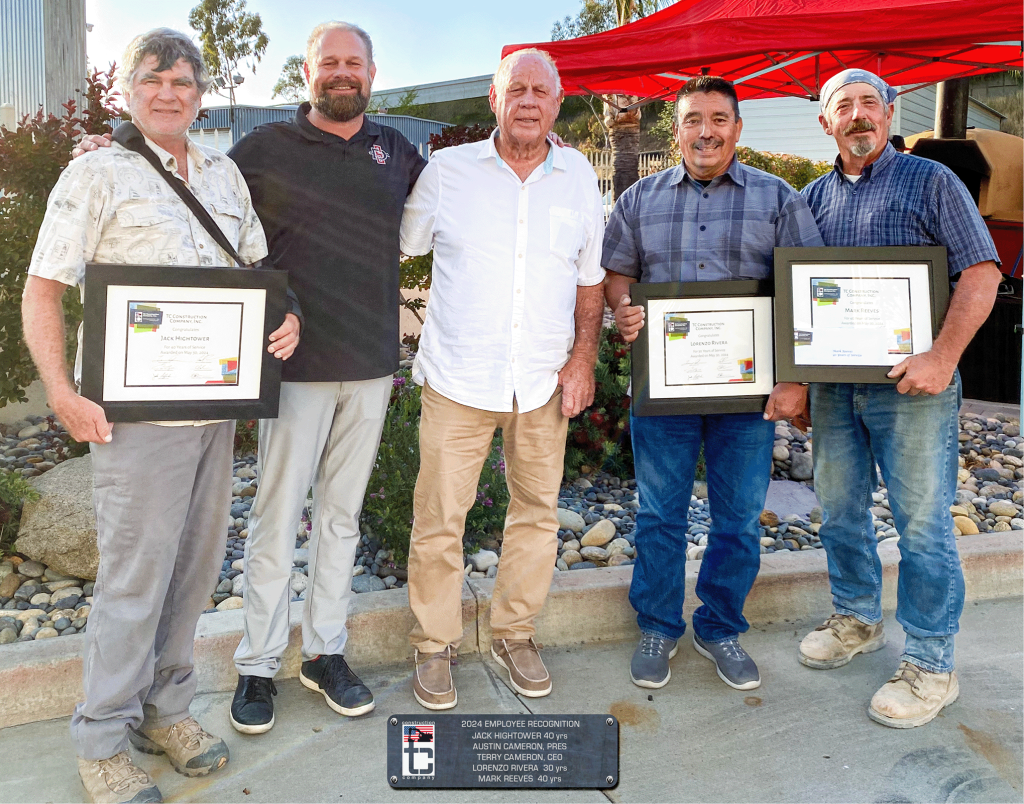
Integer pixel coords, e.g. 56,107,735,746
111,121,247,268
109,123,304,327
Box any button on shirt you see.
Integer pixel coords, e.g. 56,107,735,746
400,130,605,413
29,135,268,423
602,156,823,283
802,144,999,275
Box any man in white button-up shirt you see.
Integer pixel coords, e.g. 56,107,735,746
400,48,605,710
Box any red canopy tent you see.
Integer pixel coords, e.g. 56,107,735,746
502,0,1022,104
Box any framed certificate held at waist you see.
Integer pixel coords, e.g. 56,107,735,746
773,247,949,384
630,280,775,416
81,264,287,421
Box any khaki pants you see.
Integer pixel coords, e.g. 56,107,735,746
408,383,569,654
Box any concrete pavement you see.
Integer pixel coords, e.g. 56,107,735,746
1,598,1020,804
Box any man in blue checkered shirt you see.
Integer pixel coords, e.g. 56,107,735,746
603,76,823,693
798,68,1001,729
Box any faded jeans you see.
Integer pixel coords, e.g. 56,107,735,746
809,378,963,673
628,411,774,643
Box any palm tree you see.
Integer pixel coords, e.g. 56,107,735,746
604,0,663,199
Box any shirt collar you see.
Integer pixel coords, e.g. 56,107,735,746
832,142,897,183
144,134,211,177
482,127,563,174
294,102,380,142
671,154,745,188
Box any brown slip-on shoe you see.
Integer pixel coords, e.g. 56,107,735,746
491,637,552,697
413,646,457,710
868,661,959,728
77,751,162,803
799,612,885,669
129,716,229,777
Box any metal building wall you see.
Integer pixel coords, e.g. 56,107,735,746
42,0,87,118
0,0,46,122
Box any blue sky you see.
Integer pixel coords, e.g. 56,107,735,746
85,0,583,106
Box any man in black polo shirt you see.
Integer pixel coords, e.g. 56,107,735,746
226,21,425,732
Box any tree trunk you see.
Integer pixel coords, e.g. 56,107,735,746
605,95,641,200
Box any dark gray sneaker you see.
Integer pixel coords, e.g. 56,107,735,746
692,634,761,690
629,633,679,689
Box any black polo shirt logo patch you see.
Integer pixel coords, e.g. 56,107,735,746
369,144,390,165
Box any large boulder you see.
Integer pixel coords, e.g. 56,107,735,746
15,455,98,581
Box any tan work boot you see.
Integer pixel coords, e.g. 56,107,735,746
128,716,229,777
799,613,885,669
77,751,162,803
413,646,457,710
868,660,959,728
491,637,552,697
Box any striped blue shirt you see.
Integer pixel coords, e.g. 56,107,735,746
802,144,999,276
602,156,823,282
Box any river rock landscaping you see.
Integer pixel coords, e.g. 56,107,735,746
0,408,1020,644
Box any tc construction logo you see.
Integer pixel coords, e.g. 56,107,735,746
665,314,691,340
129,303,163,332
402,722,435,778
369,144,390,165
812,280,841,305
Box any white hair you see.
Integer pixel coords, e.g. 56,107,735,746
492,48,561,100
119,28,211,96
306,21,373,68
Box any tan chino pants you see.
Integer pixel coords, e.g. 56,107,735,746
408,382,569,654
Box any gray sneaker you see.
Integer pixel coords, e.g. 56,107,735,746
630,633,679,689
692,634,761,690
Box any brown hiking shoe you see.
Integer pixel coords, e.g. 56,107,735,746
799,613,885,669
413,646,457,710
491,637,552,697
77,751,162,803
128,716,229,777
869,661,959,728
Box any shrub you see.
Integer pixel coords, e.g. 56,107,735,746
734,146,832,191
0,469,40,556
234,419,259,456
359,371,509,562
564,327,634,478
0,66,125,408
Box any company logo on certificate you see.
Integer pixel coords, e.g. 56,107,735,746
663,310,756,386
791,264,932,367
124,301,243,387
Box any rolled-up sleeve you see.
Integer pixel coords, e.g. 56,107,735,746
400,156,440,256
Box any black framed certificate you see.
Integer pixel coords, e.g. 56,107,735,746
630,280,775,416
81,264,287,421
774,247,949,383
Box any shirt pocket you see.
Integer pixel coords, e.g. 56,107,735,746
737,219,775,279
113,202,181,264
549,206,585,261
210,198,244,248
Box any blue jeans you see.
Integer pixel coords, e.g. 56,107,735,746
629,411,774,643
809,379,963,673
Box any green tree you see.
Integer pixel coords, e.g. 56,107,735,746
0,67,124,407
188,0,269,115
271,54,305,102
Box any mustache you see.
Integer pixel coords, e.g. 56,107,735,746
691,137,724,149
842,119,877,135
322,79,364,91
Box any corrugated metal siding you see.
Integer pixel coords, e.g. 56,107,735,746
0,0,46,121
189,106,448,157
737,96,838,162
188,127,234,152
42,0,87,118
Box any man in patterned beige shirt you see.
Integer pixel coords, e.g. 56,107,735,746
21,29,298,804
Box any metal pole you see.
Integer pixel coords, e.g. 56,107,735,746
934,78,970,138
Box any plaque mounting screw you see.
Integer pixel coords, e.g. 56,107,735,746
390,775,398,784
606,717,614,726
390,717,398,726
607,776,615,784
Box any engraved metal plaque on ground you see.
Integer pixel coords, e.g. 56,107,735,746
386,714,619,788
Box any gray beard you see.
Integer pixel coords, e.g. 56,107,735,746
311,89,369,122
850,137,876,158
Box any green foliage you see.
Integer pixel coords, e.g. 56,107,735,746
0,67,124,408
360,373,508,561
0,469,40,556
564,328,634,478
373,89,425,117
735,146,831,191
188,0,269,99
271,54,305,102
551,0,616,39
234,419,259,456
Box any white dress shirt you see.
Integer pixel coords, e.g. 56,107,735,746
400,130,605,414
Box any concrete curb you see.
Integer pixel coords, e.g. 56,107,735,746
1,531,1020,730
